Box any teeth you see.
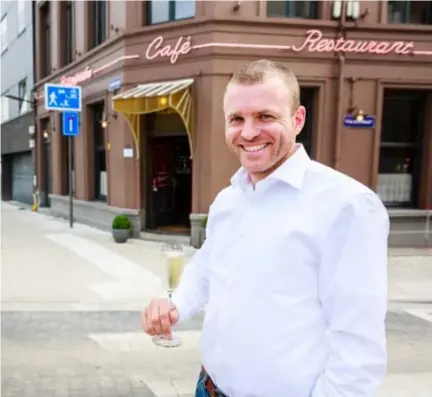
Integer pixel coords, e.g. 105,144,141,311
243,144,267,152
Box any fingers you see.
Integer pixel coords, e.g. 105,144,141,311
142,299,179,336
169,304,179,325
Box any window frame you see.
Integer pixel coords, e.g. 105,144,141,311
18,79,27,114
387,0,432,24
146,0,196,26
1,94,10,123
40,2,51,78
266,0,319,20
1,15,8,53
378,90,426,208
89,0,107,49
61,0,73,66
17,0,26,34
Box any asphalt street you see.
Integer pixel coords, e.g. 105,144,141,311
1,202,432,397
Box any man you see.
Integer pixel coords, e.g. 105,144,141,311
142,60,389,397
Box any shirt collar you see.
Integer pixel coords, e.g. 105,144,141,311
230,144,311,191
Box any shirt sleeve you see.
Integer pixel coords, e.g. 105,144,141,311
170,213,214,324
312,193,390,397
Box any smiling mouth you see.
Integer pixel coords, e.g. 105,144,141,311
241,143,269,152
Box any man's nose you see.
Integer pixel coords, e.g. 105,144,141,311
241,121,260,140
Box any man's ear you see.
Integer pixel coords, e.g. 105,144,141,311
294,106,306,134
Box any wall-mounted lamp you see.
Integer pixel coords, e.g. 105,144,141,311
100,112,118,129
355,109,365,121
159,96,168,107
348,107,366,121
102,88,119,129
42,130,51,143
233,1,241,12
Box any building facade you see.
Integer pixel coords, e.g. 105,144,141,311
33,0,432,247
1,0,36,205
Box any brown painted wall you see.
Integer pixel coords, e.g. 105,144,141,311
34,2,432,215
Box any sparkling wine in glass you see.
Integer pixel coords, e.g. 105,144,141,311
152,242,185,348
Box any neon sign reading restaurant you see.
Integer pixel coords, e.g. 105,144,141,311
145,28,429,64
60,29,431,84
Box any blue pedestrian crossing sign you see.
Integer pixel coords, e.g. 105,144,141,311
62,112,80,136
44,83,82,112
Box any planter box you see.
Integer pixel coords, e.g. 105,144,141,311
199,229,206,248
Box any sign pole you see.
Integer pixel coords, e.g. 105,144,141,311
68,135,73,228
44,84,81,228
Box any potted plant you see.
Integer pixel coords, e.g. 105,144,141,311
112,215,131,243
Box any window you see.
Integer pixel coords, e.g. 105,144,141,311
1,94,9,123
61,1,73,65
17,0,26,33
40,2,51,78
388,1,432,24
147,0,195,25
89,0,107,49
267,0,319,19
18,79,27,114
1,15,7,53
377,90,426,208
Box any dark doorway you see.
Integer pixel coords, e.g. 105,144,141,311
90,102,107,201
298,87,317,158
378,89,426,208
147,135,192,233
41,118,52,207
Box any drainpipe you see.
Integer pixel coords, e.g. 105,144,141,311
334,0,347,170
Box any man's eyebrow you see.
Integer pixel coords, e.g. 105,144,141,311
227,112,241,118
257,109,277,114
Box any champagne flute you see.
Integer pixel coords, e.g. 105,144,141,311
152,242,185,348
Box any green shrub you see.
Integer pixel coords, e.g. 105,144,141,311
201,215,208,229
112,215,131,230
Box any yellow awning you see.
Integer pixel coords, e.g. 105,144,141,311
112,78,194,158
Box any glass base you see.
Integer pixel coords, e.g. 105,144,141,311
152,334,182,348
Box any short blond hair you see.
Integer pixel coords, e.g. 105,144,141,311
227,59,300,112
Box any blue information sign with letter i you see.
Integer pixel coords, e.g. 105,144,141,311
44,83,82,112
62,112,80,136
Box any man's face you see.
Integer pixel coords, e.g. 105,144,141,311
224,76,306,183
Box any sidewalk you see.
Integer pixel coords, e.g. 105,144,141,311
1,202,201,396
2,201,432,397
3,201,432,309
1,202,169,312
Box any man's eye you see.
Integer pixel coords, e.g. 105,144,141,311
230,116,243,122
260,114,273,120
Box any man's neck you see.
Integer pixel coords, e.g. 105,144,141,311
249,144,298,186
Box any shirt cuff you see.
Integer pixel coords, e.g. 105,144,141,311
170,290,187,325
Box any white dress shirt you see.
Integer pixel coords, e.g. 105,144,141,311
171,145,389,397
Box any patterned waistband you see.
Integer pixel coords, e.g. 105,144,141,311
199,367,228,397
